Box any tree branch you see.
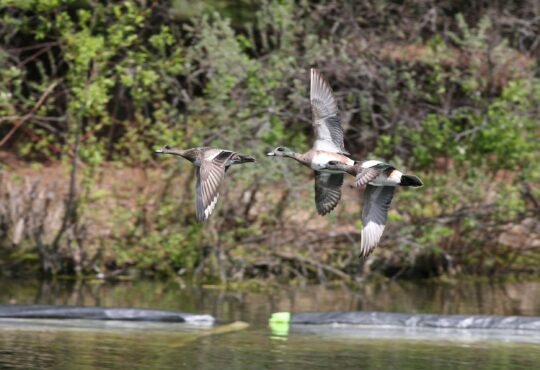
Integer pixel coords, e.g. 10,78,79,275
0,80,60,147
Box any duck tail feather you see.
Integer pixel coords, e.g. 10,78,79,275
238,154,256,163
399,174,423,187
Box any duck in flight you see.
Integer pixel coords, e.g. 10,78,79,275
155,145,255,222
322,160,423,257
267,68,353,215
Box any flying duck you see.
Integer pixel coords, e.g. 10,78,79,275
267,68,354,215
155,145,255,222
323,160,423,257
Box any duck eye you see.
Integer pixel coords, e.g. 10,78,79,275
164,145,171,150
277,147,284,152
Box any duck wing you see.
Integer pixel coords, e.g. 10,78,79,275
195,150,234,222
310,69,349,155
314,172,343,215
354,167,382,188
360,185,395,257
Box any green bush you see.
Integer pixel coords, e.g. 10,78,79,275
1,1,539,280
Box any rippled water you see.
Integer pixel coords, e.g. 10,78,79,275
1,279,540,369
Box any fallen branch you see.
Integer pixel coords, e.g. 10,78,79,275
273,251,351,281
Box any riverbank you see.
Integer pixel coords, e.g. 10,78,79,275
1,155,539,281
2,1,539,281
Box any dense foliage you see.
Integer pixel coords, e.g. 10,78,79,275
0,0,539,280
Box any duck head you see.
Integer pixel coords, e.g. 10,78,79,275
267,146,294,157
230,153,256,164
154,144,183,156
324,160,349,171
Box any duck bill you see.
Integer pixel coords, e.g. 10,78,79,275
154,149,164,154
266,152,275,156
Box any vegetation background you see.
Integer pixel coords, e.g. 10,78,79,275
0,0,538,282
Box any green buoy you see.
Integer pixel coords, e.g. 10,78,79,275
269,312,291,338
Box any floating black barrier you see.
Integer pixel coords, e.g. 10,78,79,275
0,304,215,324
270,311,540,331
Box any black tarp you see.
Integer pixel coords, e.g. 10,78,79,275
286,311,540,330
0,304,215,323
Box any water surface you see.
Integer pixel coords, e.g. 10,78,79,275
1,279,539,369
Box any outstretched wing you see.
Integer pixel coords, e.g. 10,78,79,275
314,172,343,215
354,167,382,188
310,68,348,154
195,150,234,222
360,185,395,257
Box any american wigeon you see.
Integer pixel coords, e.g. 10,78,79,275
323,160,423,256
267,69,353,215
155,145,255,222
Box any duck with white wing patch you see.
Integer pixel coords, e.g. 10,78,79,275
267,69,354,216
155,145,255,222
321,160,423,257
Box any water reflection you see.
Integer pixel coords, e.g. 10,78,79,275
1,279,540,325
1,279,540,370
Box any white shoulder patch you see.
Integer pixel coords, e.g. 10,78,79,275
361,160,382,168
389,170,403,183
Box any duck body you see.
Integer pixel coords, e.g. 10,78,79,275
155,145,255,222
327,159,423,188
158,146,254,168
267,148,352,173
358,160,403,187
309,151,354,173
